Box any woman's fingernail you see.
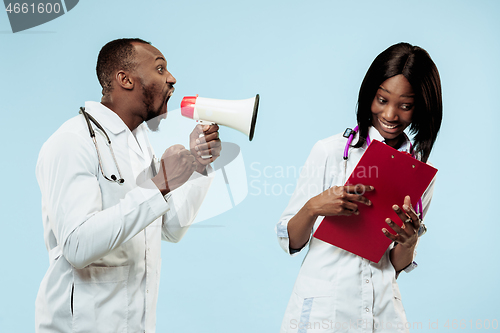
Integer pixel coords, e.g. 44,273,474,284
403,205,409,211
196,139,200,144
392,205,399,211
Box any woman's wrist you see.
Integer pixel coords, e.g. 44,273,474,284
304,198,319,220
390,242,416,272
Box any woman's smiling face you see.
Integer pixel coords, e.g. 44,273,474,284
370,74,415,148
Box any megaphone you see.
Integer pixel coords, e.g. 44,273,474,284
180,94,259,141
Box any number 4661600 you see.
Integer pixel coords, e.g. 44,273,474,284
5,3,62,14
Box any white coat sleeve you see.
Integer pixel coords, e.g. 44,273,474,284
275,140,328,256
161,166,215,243
36,131,170,269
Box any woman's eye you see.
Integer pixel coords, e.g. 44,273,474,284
401,104,413,110
378,97,386,104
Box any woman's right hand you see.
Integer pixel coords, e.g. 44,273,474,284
307,184,374,218
287,184,374,250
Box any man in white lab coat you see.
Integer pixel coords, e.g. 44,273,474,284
35,38,221,333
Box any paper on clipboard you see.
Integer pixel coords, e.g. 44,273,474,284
312,140,437,263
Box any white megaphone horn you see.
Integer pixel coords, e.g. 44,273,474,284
180,94,260,141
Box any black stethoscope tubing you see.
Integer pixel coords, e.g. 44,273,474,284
79,107,125,184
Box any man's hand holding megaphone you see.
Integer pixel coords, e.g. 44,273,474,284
152,144,197,196
152,125,221,195
189,124,222,174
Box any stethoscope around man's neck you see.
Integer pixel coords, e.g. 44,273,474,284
80,107,125,184
342,125,423,217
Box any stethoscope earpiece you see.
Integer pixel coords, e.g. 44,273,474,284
111,174,125,184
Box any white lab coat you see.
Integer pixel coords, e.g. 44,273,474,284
35,101,214,333
276,126,435,333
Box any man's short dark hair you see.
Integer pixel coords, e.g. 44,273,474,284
96,38,151,95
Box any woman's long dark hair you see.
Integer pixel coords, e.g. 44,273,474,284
354,42,442,163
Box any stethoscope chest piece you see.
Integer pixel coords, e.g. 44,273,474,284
343,128,355,138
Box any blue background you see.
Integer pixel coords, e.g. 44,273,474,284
1,0,499,331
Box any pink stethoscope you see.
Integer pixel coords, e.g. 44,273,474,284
343,125,425,235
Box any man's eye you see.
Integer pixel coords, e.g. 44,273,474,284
157,67,164,73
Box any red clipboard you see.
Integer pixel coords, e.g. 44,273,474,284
313,140,437,263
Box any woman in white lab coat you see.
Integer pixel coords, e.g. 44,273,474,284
276,43,442,333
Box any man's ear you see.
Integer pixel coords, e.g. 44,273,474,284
115,70,135,90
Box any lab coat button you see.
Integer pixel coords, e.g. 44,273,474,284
365,279,369,283
365,307,370,312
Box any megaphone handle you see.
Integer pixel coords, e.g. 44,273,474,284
197,120,216,159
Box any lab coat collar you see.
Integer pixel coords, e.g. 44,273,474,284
84,101,149,162
84,101,128,135
367,126,412,153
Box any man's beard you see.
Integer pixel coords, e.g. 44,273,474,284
142,83,167,132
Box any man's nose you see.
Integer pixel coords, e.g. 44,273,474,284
167,71,176,85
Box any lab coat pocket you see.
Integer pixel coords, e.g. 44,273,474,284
72,265,130,333
282,275,336,333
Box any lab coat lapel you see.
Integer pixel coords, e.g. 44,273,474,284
135,123,155,162
127,132,146,163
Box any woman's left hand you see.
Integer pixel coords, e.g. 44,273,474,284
382,195,420,248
